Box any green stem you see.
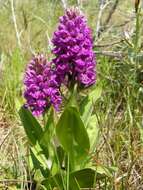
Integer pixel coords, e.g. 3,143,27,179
52,142,66,190
66,154,70,190
68,83,78,108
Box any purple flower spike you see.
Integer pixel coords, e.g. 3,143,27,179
24,54,62,116
52,9,96,87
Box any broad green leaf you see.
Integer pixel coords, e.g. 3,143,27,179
69,168,95,189
30,146,50,178
31,143,48,169
69,168,106,190
19,106,43,145
80,84,102,127
38,142,49,160
69,166,114,190
56,106,90,157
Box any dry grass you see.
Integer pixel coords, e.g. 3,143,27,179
0,0,143,189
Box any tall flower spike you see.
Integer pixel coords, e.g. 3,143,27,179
24,54,62,116
52,8,96,87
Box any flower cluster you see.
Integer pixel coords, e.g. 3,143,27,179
24,54,62,116
24,9,96,116
52,9,96,87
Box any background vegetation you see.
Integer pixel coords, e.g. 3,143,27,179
0,0,143,189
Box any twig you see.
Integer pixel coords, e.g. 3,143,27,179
95,0,119,39
10,0,22,49
61,0,67,10
95,0,110,39
94,39,124,48
0,179,33,184
94,50,124,59
104,0,119,26
106,19,133,29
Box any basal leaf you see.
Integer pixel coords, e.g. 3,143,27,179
19,106,43,145
30,146,50,178
70,168,95,189
56,106,90,161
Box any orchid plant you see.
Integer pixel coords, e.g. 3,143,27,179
19,9,106,190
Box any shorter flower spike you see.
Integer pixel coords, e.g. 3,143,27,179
24,54,62,116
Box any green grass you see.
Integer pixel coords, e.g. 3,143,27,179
0,0,143,189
